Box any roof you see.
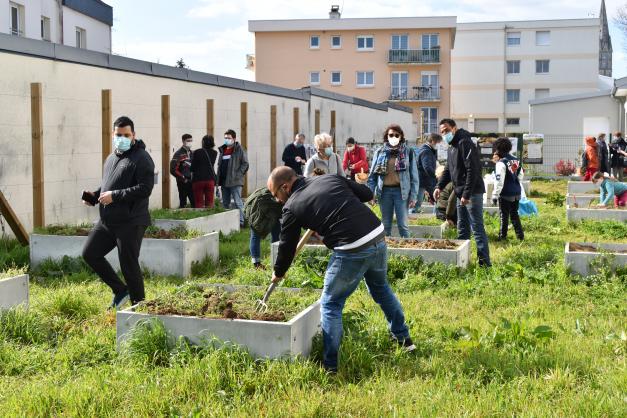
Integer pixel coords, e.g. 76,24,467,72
458,18,599,31
529,89,613,106
249,16,457,32
614,76,627,97
62,0,113,26
0,33,412,114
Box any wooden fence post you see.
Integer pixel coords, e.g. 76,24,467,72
101,89,112,166
293,107,299,136
240,102,248,197
0,190,29,245
314,109,320,135
206,99,214,136
270,105,277,170
30,82,45,228
330,110,336,149
161,95,171,209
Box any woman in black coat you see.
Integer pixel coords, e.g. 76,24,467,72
191,135,218,208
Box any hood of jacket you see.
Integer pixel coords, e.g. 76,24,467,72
585,136,597,147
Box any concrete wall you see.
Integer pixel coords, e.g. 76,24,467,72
0,49,412,234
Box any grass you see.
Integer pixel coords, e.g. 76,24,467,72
0,179,626,416
150,205,225,220
35,224,201,240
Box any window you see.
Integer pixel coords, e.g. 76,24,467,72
507,32,521,46
309,71,320,85
310,35,320,49
535,88,550,99
421,107,439,134
390,72,408,99
506,60,520,74
422,34,439,49
357,35,374,50
10,2,23,36
331,35,341,49
75,27,86,49
41,16,51,41
356,71,374,87
331,71,342,85
506,89,520,103
536,60,550,74
506,118,520,126
391,35,408,50
536,31,550,46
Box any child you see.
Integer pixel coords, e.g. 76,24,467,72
581,136,599,181
591,171,627,207
491,137,524,241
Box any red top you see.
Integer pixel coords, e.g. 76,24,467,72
342,144,369,175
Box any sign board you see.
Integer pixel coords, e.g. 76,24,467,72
522,134,544,164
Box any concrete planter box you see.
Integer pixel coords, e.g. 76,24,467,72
0,274,29,309
153,209,240,236
116,284,321,359
567,181,597,194
485,181,530,201
566,205,627,222
566,194,596,207
271,238,471,268
393,221,447,238
30,232,219,277
565,242,627,276
483,206,499,216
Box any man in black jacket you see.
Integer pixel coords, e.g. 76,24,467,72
269,167,414,372
170,133,194,208
610,131,627,181
282,133,307,175
434,118,491,267
596,133,610,174
82,116,155,309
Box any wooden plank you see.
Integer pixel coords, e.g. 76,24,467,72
161,95,171,209
206,99,214,136
101,89,112,166
293,107,299,136
330,110,336,149
314,109,320,135
270,105,277,169
240,102,248,197
0,190,29,245
30,82,45,228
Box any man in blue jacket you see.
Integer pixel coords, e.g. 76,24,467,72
415,133,442,212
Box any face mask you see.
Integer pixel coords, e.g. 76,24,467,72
184,141,193,149
113,135,132,152
295,142,303,148
388,136,400,147
324,147,333,157
346,146,355,152
224,138,234,146
443,132,454,144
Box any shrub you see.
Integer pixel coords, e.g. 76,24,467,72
554,159,576,176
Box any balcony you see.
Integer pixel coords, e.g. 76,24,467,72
388,48,440,64
388,86,441,102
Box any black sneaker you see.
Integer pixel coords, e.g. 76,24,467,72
395,336,417,352
108,290,130,311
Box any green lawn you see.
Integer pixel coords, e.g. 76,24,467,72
0,179,625,417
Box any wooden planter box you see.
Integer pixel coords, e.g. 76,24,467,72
116,284,321,359
566,205,627,222
271,238,471,268
153,209,240,236
0,274,29,309
565,242,627,276
30,232,219,277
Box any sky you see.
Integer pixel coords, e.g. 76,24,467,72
103,0,626,81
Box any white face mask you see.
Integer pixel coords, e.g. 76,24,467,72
388,135,400,147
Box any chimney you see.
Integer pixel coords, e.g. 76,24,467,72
329,5,341,19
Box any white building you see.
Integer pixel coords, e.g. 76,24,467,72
1,0,112,53
451,17,609,133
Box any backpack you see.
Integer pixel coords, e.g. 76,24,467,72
244,187,283,238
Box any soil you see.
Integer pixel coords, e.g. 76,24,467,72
40,224,196,239
569,243,627,254
385,238,458,250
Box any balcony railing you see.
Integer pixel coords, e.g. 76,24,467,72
388,86,441,101
388,48,440,64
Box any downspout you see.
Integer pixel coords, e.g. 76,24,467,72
503,24,507,134
56,0,63,45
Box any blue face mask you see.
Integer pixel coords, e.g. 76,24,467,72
324,147,333,157
224,138,234,147
443,132,454,144
295,142,304,148
113,135,132,152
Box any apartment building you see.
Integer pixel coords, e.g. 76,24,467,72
1,0,112,53
249,8,457,136
451,14,610,133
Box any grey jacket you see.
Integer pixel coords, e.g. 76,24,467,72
217,142,249,187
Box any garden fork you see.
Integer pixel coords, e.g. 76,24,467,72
255,229,315,313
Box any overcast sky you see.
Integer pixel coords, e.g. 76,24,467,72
103,0,626,80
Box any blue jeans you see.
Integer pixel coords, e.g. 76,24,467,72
379,186,409,238
249,223,280,264
320,241,410,370
221,186,244,225
457,193,491,266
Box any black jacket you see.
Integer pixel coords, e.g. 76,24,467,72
416,143,438,192
282,143,307,175
274,175,379,277
597,139,610,173
170,146,192,184
95,140,155,226
610,137,626,167
436,129,484,199
191,147,217,182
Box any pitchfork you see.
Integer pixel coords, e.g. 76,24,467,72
255,229,315,313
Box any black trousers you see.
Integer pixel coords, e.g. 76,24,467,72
177,181,194,208
82,221,147,304
498,198,524,240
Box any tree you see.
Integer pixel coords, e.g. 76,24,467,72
175,58,187,69
616,2,627,51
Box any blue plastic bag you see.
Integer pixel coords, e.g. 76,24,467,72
518,197,538,217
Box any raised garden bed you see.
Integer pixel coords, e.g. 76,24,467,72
0,273,29,309
271,238,470,268
566,205,627,222
30,225,219,277
117,284,321,359
566,194,597,207
567,181,597,194
565,242,627,276
152,208,240,236
485,180,530,201
394,217,446,238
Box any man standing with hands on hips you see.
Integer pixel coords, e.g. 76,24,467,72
81,116,155,310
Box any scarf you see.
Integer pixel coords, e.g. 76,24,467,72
372,143,407,175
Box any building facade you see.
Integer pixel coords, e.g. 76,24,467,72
249,13,457,137
1,0,112,53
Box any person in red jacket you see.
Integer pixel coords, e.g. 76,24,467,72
342,137,369,180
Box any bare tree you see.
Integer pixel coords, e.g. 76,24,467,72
616,2,627,51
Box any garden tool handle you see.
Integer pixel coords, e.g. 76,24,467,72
295,229,315,255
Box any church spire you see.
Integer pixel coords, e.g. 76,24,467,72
599,0,613,77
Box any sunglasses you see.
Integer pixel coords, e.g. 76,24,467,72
387,133,401,138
